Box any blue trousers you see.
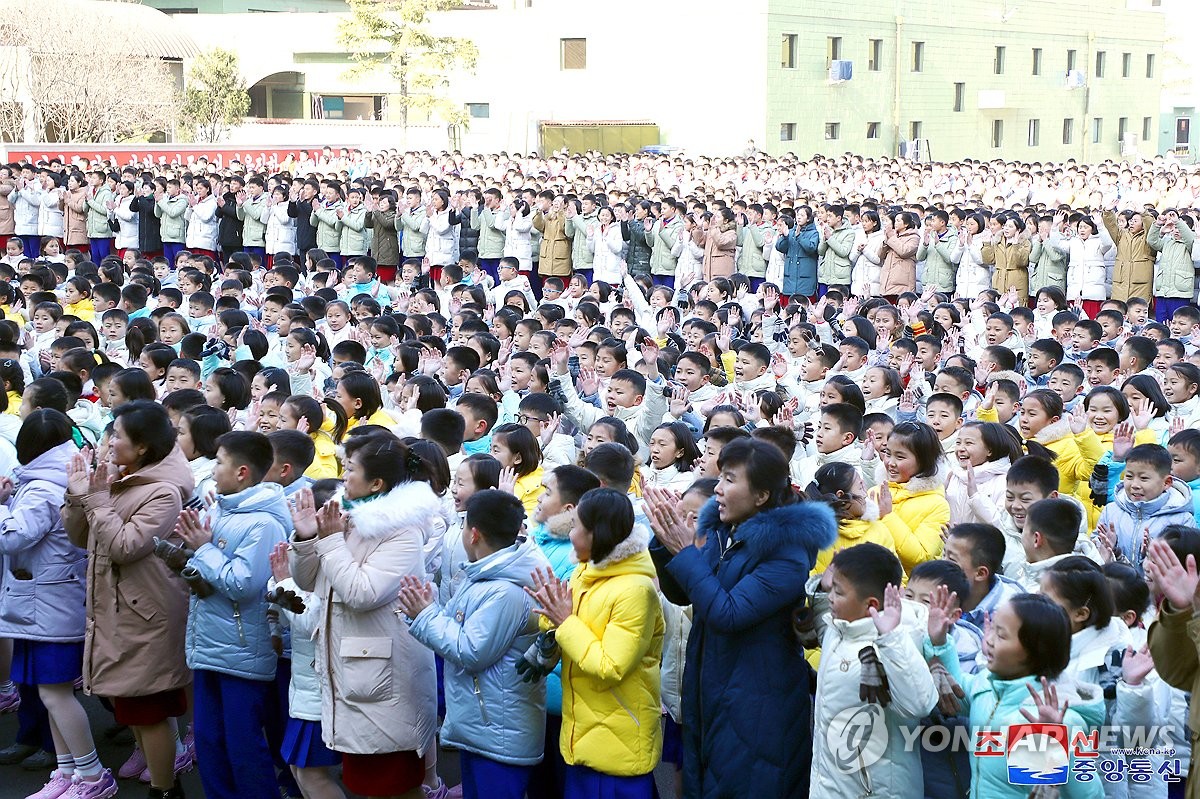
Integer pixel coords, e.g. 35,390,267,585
89,238,111,264
1156,296,1191,323
651,274,674,289
193,669,278,799
479,258,501,284
163,241,185,266
19,235,39,259
460,751,534,799
244,245,266,262
563,764,655,799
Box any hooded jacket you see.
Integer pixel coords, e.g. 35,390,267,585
1097,481,1195,573
872,469,952,575
926,637,1107,799
552,524,664,776
530,512,577,717
289,480,438,756
63,445,195,698
408,538,551,766
811,505,896,576
1034,418,1105,507
0,441,87,642
653,497,836,799
185,482,291,681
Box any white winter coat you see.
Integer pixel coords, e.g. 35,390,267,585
852,229,885,297
112,196,140,251
503,212,534,270
588,223,625,284
185,196,219,252
426,210,457,266
289,481,438,755
38,188,64,238
952,237,991,298
945,457,1011,527
265,204,298,256
1056,232,1115,302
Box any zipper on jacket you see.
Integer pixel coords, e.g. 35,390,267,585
233,601,246,645
609,688,639,727
473,676,489,726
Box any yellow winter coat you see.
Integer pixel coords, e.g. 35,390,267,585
1033,419,1104,508
64,298,95,322
514,466,545,518
551,528,664,777
304,429,340,480
811,515,897,577
871,471,951,575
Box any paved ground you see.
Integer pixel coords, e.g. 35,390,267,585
0,693,677,798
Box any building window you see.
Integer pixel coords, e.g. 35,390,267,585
825,123,841,140
1122,52,1132,78
992,119,1004,148
780,123,796,142
1067,49,1077,73
827,36,842,67
465,102,490,119
869,39,882,71
1092,117,1103,144
1095,51,1106,78
1027,119,1041,147
1143,116,1154,142
1063,118,1074,145
994,46,1006,75
781,34,797,69
1119,117,1129,142
559,38,586,70
954,82,965,112
910,120,922,140
1147,53,1156,78
912,41,924,72
867,122,881,139
1032,48,1042,76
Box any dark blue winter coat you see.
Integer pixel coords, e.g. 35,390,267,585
775,221,820,297
651,497,836,799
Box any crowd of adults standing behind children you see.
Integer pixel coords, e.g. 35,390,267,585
2,146,1200,799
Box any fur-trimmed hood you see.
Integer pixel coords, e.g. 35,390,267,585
348,480,443,541
697,496,836,562
1032,416,1073,444
591,521,651,571
889,460,950,496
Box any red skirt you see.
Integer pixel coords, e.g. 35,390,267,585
111,688,188,726
340,750,423,796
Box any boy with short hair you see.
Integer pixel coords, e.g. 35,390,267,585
1047,362,1086,411
187,291,216,336
1095,308,1125,347
697,426,751,478
833,336,870,381
517,392,575,469
1167,428,1200,523
942,522,1026,628
1069,319,1103,363
265,429,316,497
1084,347,1122,388
1126,296,1149,332
1012,497,1084,591
401,490,551,799
454,392,498,457
439,345,481,402
797,402,863,487
808,543,936,799
177,430,291,799
1097,443,1195,573
906,559,982,673
922,392,963,455
164,358,202,394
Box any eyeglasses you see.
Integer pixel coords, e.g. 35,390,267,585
516,413,548,425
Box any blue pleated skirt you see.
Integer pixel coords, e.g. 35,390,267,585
280,717,341,768
12,640,83,685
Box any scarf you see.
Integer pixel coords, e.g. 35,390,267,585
341,491,383,511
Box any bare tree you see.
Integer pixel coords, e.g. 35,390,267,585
0,0,181,142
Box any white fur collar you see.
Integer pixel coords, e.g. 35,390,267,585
896,461,949,494
592,521,651,570
1033,417,1073,444
349,480,442,541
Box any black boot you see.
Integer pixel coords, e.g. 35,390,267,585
147,780,186,799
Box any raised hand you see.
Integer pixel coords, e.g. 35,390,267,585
973,360,996,388
1068,402,1089,435
289,489,319,540
578,367,600,397
175,508,212,550
877,484,894,516
269,541,291,582
771,352,788,380
668,386,692,420
898,388,917,414
498,466,518,496
644,486,694,555
1020,677,1068,725
1130,398,1153,432
525,567,572,626
1112,420,1135,462
550,339,570,375
396,574,436,618
771,396,797,430
1095,522,1117,564
964,462,977,497
315,499,346,539
927,584,958,646
869,583,903,635
1121,644,1155,687
538,412,562,446
1144,538,1200,612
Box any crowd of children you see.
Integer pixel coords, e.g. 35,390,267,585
0,151,1200,799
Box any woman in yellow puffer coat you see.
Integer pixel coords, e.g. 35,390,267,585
528,487,664,796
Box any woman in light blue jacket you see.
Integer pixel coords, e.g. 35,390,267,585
0,411,117,797
401,489,551,799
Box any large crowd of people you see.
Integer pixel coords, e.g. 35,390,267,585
0,146,1199,799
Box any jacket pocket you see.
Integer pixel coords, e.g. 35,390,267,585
338,636,393,703
0,576,35,626
116,580,158,622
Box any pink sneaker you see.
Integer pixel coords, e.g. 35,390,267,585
23,771,74,799
64,770,118,799
0,686,20,714
138,747,195,783
116,746,146,779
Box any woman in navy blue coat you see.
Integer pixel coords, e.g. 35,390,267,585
774,206,820,298
645,438,836,799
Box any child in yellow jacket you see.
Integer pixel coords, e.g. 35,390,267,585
869,421,951,575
